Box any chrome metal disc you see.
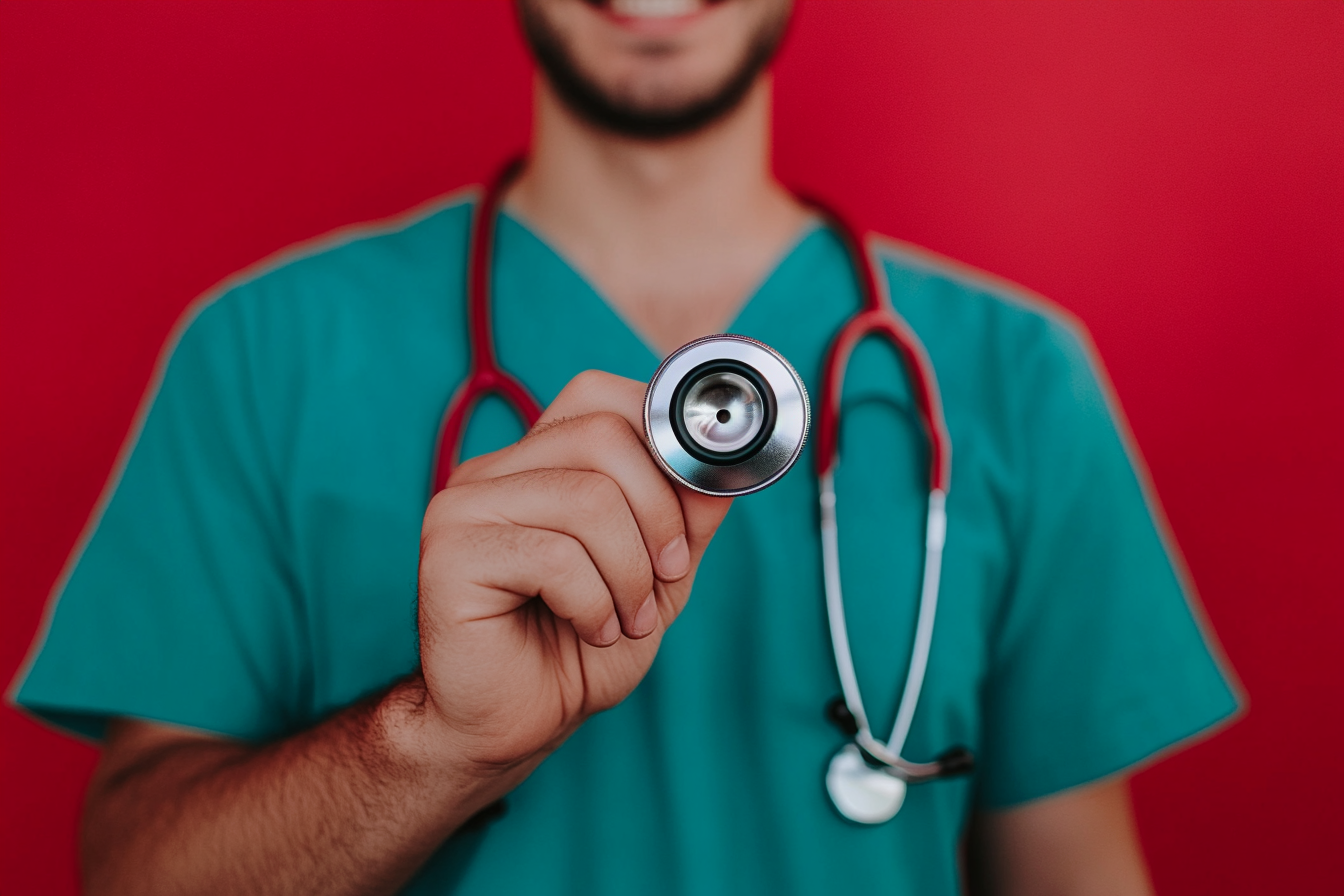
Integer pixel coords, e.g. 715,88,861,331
680,371,765,455
644,335,810,496
826,744,907,824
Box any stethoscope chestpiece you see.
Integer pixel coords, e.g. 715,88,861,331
644,335,810,497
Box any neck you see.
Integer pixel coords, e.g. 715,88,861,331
508,74,809,356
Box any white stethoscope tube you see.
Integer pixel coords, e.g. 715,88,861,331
821,472,948,780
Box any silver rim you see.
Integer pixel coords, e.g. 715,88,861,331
644,335,810,496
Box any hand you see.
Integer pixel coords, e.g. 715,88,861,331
415,370,733,772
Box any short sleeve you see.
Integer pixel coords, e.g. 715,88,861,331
975,319,1241,807
11,289,306,742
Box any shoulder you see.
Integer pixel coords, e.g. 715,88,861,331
873,235,1088,359
870,234,1105,408
199,189,478,330
143,190,479,447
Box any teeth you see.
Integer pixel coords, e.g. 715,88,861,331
610,0,703,18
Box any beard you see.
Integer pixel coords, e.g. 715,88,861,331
515,0,791,140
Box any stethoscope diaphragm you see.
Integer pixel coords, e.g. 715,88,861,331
644,335,810,497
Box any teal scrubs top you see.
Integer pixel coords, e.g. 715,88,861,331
13,194,1238,895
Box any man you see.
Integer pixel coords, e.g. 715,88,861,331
12,1,1238,893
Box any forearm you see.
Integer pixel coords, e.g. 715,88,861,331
965,778,1153,896
83,675,533,896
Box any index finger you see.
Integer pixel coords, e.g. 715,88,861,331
456,409,688,583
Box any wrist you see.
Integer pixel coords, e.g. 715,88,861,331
372,675,521,827
374,673,544,822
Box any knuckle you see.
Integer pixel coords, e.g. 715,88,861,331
449,453,485,483
557,570,609,621
534,530,584,575
425,486,454,517
581,410,633,443
566,471,626,525
422,489,458,537
420,505,470,564
425,480,480,523
567,368,610,396
420,485,496,563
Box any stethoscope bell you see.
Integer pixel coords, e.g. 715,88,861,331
826,744,907,824
644,335,810,497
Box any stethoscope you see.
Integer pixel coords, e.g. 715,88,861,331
431,158,973,825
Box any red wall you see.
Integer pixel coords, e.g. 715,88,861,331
2,2,1341,893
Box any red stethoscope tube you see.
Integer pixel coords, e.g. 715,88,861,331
801,193,950,492
431,158,544,493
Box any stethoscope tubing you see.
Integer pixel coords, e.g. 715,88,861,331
432,156,966,802
802,197,951,492
821,475,948,781
802,195,954,783
432,158,542,491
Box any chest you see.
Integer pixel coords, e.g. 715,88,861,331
279,343,1011,747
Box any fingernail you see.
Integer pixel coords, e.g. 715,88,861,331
658,535,690,579
598,614,622,646
633,591,659,638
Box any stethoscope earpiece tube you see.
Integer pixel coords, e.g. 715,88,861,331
644,334,810,497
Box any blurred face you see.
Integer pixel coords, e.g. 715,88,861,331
516,0,794,139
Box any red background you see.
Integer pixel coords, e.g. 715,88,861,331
2,2,1341,893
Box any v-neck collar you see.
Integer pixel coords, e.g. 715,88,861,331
498,209,824,363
